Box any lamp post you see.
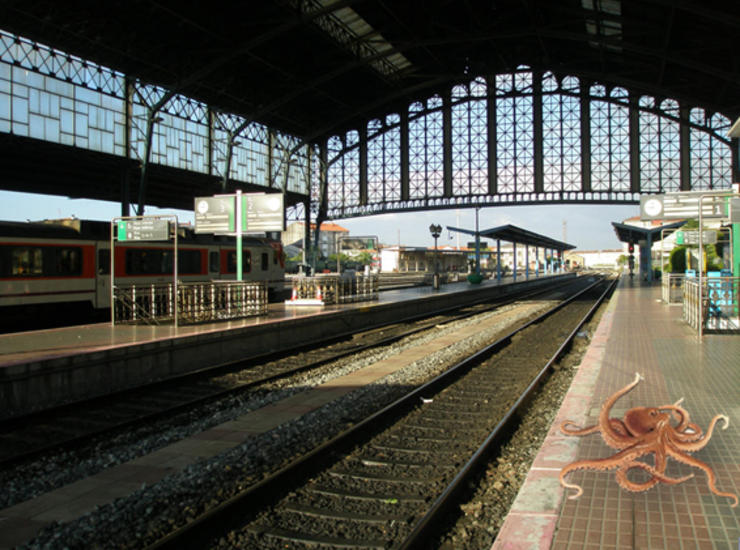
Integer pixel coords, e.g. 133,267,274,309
429,224,442,289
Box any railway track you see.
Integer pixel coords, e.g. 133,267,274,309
0,277,582,467
144,275,616,550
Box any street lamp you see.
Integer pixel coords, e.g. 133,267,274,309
429,224,442,289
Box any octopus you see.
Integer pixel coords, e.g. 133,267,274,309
559,373,737,507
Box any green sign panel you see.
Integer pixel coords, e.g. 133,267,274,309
117,219,170,241
675,230,717,245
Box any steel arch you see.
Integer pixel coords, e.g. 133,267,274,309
315,68,736,222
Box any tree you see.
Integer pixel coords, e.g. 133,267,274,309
668,246,687,273
356,251,374,265
668,244,724,273
328,253,350,263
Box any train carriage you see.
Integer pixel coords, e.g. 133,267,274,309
0,219,285,331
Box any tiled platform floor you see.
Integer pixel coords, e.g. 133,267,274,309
493,276,740,550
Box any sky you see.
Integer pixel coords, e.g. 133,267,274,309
0,190,638,251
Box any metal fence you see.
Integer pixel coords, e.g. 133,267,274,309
683,277,739,334
661,274,685,304
114,281,268,325
287,274,379,304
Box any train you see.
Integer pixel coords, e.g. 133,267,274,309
0,218,285,332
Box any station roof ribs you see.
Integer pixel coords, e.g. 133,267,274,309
1,0,738,142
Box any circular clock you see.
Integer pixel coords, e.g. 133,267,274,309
643,198,662,217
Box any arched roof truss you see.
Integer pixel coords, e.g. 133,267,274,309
322,67,735,220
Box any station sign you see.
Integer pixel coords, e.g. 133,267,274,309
117,219,170,241
242,193,285,233
640,192,731,221
675,230,717,245
731,197,740,223
194,196,236,234
195,193,284,234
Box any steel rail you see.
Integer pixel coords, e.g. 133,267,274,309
397,275,618,549
143,275,613,550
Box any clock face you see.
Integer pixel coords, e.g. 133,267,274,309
644,198,662,217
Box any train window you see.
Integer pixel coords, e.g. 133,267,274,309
160,251,175,273
261,252,269,271
12,247,43,276
125,249,159,275
226,250,252,273
178,250,202,274
98,249,111,275
55,247,83,276
124,249,203,275
209,251,219,273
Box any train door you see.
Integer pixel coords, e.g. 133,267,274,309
96,244,111,308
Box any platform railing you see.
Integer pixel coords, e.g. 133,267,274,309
287,274,379,304
683,277,740,333
114,281,268,325
661,274,685,304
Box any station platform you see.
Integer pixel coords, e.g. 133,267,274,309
493,276,740,550
1,272,570,414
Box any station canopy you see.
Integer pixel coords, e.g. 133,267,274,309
447,224,575,251
611,221,687,244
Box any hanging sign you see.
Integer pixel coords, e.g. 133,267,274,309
194,196,236,234
117,219,170,241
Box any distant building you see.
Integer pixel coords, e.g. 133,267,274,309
379,243,553,273
380,246,469,273
282,221,349,258
566,249,623,268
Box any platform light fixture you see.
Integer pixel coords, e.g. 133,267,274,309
429,224,442,288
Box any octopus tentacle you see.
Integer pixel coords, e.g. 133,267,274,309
670,415,729,452
615,459,694,493
559,444,654,499
658,404,703,440
654,405,704,442
666,442,738,507
597,373,644,449
560,419,628,438
668,398,690,430
670,423,704,443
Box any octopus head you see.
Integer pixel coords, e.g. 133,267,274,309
623,407,670,436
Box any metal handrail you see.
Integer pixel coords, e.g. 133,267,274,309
683,276,740,333
114,281,268,325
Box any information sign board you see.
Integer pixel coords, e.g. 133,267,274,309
242,193,285,233
640,192,730,221
117,219,170,241
194,196,236,234
730,197,740,223
675,230,717,245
